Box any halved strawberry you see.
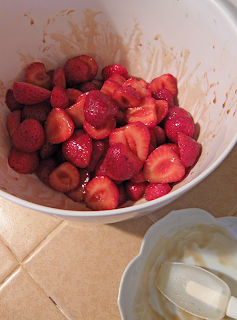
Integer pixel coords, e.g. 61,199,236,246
125,180,147,201
123,77,151,99
45,108,75,144
83,118,116,140
84,175,119,210
65,93,86,128
66,169,90,202
64,56,91,86
117,183,127,207
62,129,92,168
152,125,166,146
102,64,129,81
148,74,177,98
164,106,192,121
164,115,195,143
50,85,69,109
137,79,148,88
52,66,66,90
108,74,126,86
155,100,168,123
112,86,141,108
22,101,52,125
125,97,157,128
6,110,21,138
49,162,80,193
77,81,100,93
13,82,51,105
8,146,39,174
78,55,98,80
25,62,52,90
100,79,120,97
86,140,104,173
145,182,171,201
66,88,83,106
177,132,201,167
109,121,150,163
5,89,24,111
130,169,146,183
152,88,174,107
143,144,185,183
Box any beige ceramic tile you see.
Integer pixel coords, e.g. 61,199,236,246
24,216,154,320
149,143,237,222
0,238,19,284
0,266,67,320
0,197,62,261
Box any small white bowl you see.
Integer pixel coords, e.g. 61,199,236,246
0,0,237,222
118,209,237,320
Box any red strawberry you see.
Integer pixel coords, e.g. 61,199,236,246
102,64,129,81
66,169,90,202
12,118,45,153
100,79,120,97
65,95,86,128
52,66,66,90
125,97,157,128
103,143,143,181
65,88,83,106
112,86,141,108
86,140,104,172
6,110,21,138
25,62,52,90
64,56,91,85
109,121,150,163
125,180,147,201
152,125,166,146
148,74,177,98
123,77,152,99
155,100,169,123
130,169,146,183
8,146,39,174
13,82,51,105
5,89,24,111
152,88,174,107
84,90,119,129
145,183,171,201
164,106,192,121
108,74,126,86
166,142,180,155
49,161,80,193
177,132,201,167
83,118,116,140
50,85,69,109
35,157,58,186
22,101,52,125
39,141,59,159
164,115,195,143
45,108,75,144
117,183,127,207
143,144,185,183
62,129,92,168
77,55,98,80
77,81,100,93
84,175,119,210
138,79,148,88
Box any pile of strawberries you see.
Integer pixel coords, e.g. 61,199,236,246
5,55,201,210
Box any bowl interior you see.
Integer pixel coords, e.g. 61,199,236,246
0,0,236,221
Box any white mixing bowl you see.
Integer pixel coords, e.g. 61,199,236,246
0,0,236,223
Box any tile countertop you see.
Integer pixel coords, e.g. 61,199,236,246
0,144,236,320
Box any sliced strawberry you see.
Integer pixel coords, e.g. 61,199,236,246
102,64,129,81
143,144,185,183
86,140,104,172
5,89,24,111
83,118,116,140
130,169,146,183
66,169,90,202
65,88,83,106
148,74,177,98
35,157,58,186
137,79,148,88
166,142,180,156
45,108,75,144
145,182,171,201
12,118,45,153
77,81,100,93
155,100,168,123
108,74,126,86
78,55,98,80
103,143,143,181
164,115,195,143
65,93,86,128
52,66,66,90
84,175,119,210
84,90,119,129
25,62,52,90
109,121,150,163
49,161,80,193
112,86,141,108
64,56,91,86
164,106,192,121
123,77,151,99
6,110,21,138
125,180,147,201
152,88,174,107
8,146,39,174
13,82,51,105
177,132,201,167
100,79,120,97
153,125,166,146
125,97,157,128
22,101,52,125
50,85,69,109
62,129,92,168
